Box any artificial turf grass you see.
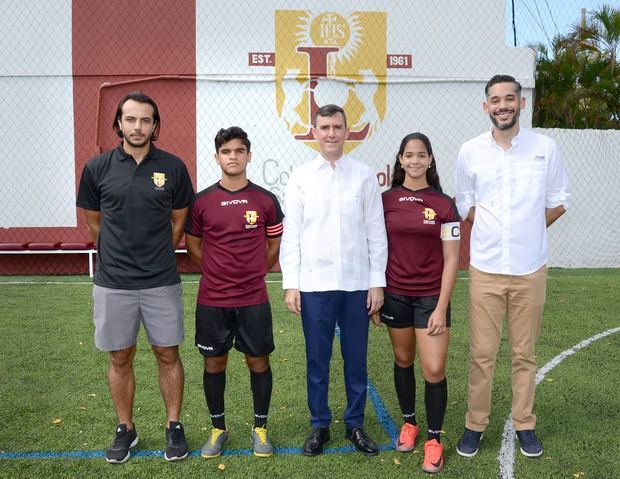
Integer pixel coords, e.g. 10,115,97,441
0,269,618,478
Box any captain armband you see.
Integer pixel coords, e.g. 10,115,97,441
441,221,460,241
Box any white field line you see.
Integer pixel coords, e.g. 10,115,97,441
498,326,620,479
0,275,608,286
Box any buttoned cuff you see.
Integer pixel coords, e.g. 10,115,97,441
369,271,386,288
282,273,300,291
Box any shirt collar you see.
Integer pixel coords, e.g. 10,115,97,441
115,142,157,162
487,126,527,149
312,153,348,171
217,179,252,194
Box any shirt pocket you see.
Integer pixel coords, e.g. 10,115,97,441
514,156,547,200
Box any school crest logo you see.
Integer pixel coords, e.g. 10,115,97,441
244,210,259,226
423,208,436,221
275,10,387,153
151,172,166,188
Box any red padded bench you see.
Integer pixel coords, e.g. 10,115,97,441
61,242,95,250
0,242,97,276
0,242,188,277
0,243,29,251
28,242,61,250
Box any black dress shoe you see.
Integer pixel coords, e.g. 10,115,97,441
302,427,330,456
346,427,379,456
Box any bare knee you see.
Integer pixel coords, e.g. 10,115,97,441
152,345,181,367
393,348,415,369
421,363,446,383
205,355,228,374
109,346,136,371
245,355,270,373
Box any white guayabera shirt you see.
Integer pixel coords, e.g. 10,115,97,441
455,127,571,276
280,154,387,292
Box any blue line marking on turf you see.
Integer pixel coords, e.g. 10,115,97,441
368,379,399,444
334,324,400,444
1,325,398,460
0,443,399,460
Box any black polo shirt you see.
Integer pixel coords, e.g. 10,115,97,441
77,143,194,289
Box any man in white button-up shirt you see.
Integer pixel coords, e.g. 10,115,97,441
280,104,387,457
454,75,570,459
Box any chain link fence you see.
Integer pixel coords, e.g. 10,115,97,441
0,0,617,274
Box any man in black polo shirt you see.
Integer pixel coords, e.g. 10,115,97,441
77,92,194,464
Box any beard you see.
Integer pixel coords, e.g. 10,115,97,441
489,107,520,130
122,131,151,148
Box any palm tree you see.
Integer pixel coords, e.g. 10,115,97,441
532,4,619,129
569,4,619,76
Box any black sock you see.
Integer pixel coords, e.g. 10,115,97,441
425,378,447,442
203,370,226,430
394,363,417,425
250,367,272,428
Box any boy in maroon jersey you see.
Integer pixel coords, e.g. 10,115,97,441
377,132,460,473
185,127,283,458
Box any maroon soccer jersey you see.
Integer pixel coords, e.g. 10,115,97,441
185,181,283,307
382,186,460,296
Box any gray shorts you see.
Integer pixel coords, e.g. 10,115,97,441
93,283,184,351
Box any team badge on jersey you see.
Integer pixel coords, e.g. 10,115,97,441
423,207,437,225
244,210,259,228
151,172,166,188
424,208,436,220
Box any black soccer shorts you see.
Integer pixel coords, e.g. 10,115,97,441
380,291,452,329
195,301,275,357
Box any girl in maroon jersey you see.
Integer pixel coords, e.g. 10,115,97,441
375,132,460,473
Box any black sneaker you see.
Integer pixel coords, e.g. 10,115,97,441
105,423,138,464
165,421,189,461
456,428,483,457
516,430,543,458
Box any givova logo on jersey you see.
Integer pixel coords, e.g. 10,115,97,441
275,10,387,153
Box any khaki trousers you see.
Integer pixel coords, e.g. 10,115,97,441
465,265,547,432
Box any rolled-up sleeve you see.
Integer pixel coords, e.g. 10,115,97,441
545,141,571,210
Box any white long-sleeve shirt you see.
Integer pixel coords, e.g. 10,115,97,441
455,127,571,276
280,154,387,292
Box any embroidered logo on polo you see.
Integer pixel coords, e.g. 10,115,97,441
423,207,436,225
244,210,259,229
151,172,166,190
